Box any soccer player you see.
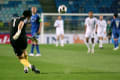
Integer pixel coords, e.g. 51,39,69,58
10,10,40,73
106,20,112,43
96,15,107,48
84,11,97,54
111,13,120,50
29,7,42,56
54,16,64,47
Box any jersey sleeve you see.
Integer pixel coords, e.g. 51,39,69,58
20,17,27,24
37,14,42,23
36,15,40,23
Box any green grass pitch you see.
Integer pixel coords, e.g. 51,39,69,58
0,44,120,80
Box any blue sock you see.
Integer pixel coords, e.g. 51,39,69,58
114,40,117,48
116,40,119,47
30,44,35,53
36,44,40,54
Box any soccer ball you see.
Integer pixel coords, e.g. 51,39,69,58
58,5,67,13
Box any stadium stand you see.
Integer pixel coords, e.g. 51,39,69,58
0,0,120,28
55,0,120,13
0,0,42,27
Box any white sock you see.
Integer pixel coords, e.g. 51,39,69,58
61,39,64,47
85,42,90,49
24,66,28,70
56,40,59,46
92,43,95,49
99,40,103,47
29,64,32,69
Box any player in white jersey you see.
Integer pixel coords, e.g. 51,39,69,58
84,11,97,54
96,16,107,48
54,16,64,47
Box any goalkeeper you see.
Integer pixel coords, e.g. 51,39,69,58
10,10,40,73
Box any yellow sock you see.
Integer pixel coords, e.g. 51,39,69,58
19,59,31,68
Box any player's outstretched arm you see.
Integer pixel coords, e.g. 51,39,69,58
13,21,24,40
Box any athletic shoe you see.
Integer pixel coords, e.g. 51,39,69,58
113,47,119,51
24,67,28,73
36,54,42,56
31,65,40,74
29,53,34,56
99,47,103,49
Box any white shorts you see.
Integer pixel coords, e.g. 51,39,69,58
85,30,95,38
97,30,104,37
56,30,64,36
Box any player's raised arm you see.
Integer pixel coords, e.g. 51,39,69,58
13,21,24,40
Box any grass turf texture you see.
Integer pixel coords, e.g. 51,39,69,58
0,44,120,80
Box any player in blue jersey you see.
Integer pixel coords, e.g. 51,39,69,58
29,7,42,56
111,13,120,50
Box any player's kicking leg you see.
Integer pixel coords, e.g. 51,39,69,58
19,50,40,73
85,37,90,53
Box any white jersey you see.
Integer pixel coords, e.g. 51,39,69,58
97,20,107,37
85,17,97,38
54,19,64,36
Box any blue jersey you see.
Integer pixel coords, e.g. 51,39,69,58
111,18,120,32
111,18,120,38
31,14,40,36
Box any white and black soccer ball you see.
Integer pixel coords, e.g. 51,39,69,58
58,5,67,13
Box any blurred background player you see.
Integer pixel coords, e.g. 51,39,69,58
29,7,42,56
54,16,64,47
106,20,112,44
10,10,40,73
111,13,120,50
85,11,97,54
96,15,107,48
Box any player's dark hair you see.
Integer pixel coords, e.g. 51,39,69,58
114,13,118,18
23,10,32,18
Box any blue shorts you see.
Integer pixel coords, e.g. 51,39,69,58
32,33,39,39
113,30,120,39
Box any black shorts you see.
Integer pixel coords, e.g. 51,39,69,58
10,37,27,56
